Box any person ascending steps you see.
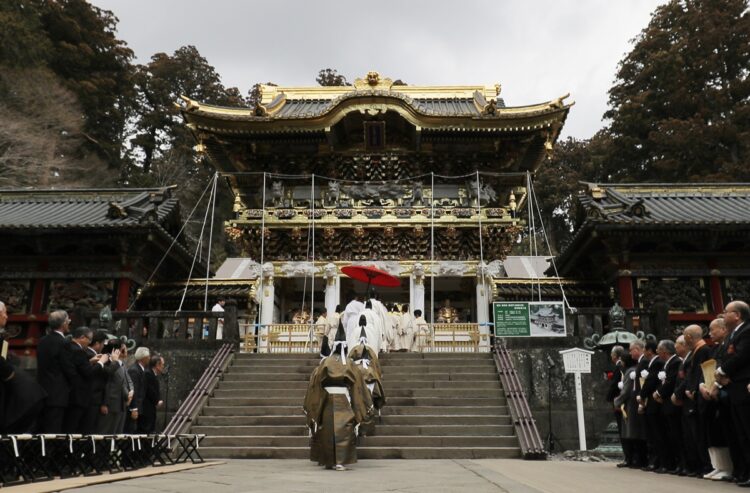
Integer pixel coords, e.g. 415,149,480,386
348,316,386,436
303,321,373,471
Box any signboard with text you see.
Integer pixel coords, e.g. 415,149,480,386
493,301,566,338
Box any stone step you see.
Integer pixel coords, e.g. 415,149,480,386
231,359,496,368
235,354,319,360
201,435,518,448
202,405,507,416
195,414,511,427
211,388,503,399
217,380,501,390
226,365,496,374
199,446,520,460
208,396,506,407
191,424,514,437
223,372,498,382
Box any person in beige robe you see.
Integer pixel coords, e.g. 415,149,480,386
411,309,430,352
303,322,372,470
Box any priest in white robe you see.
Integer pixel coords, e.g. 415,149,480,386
345,301,379,353
368,296,392,353
341,295,364,335
397,304,415,352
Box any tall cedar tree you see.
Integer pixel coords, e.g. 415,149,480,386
0,0,51,67
127,46,247,270
0,0,113,188
604,0,750,182
129,45,246,175
532,135,612,253
40,0,135,172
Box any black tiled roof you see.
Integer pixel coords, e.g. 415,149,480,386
579,184,750,225
0,187,179,230
272,92,505,119
553,183,750,276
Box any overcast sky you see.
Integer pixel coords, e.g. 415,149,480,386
90,0,663,139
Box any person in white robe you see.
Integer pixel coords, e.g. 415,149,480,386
314,309,328,348
326,305,342,350
346,302,381,353
341,296,364,335
368,296,392,353
387,305,402,351
397,304,415,352
211,298,225,339
411,309,429,352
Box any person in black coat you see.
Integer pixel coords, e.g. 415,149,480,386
638,340,665,471
139,354,164,433
683,324,712,475
652,339,681,473
36,310,76,433
627,340,649,467
606,346,627,467
699,318,734,481
716,300,750,486
64,326,115,434
125,346,151,433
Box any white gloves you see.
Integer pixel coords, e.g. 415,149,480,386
629,371,636,380
617,381,624,390
640,369,649,379
657,371,667,382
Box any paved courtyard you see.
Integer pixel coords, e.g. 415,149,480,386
61,459,741,493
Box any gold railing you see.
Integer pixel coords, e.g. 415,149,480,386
259,323,312,353
240,323,257,353
253,322,487,353
430,323,486,353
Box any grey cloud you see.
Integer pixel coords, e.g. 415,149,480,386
92,0,663,138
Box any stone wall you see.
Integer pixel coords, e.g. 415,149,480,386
503,335,615,452
142,340,226,430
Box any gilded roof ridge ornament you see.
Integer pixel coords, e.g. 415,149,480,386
354,71,394,91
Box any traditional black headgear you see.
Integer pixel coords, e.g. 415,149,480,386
319,336,331,357
335,320,347,342
331,320,348,358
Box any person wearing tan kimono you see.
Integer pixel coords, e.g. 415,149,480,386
348,317,386,436
303,322,373,470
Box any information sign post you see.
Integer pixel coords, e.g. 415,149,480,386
559,347,594,450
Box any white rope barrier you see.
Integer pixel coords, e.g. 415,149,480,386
430,172,435,329
258,172,267,331
527,176,572,312
204,172,218,310
178,173,217,312
128,176,215,311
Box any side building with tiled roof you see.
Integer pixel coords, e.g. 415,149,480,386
553,182,750,337
0,186,205,364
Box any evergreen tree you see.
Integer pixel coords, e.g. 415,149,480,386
316,68,350,86
604,0,750,181
40,0,135,171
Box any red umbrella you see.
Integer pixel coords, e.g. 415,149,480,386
341,265,401,290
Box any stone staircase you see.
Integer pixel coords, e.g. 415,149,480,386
193,352,521,459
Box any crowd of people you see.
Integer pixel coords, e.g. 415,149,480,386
607,300,750,487
0,303,165,436
313,293,429,354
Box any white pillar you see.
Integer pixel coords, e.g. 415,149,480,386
476,272,492,351
260,262,275,326
323,263,340,316
411,262,425,314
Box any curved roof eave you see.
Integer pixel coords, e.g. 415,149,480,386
181,92,573,135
